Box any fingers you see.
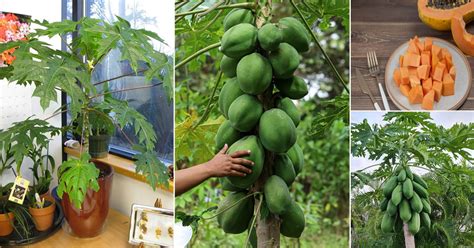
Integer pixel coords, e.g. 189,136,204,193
229,170,246,177
231,164,252,174
231,158,254,167
230,149,251,158
218,144,228,154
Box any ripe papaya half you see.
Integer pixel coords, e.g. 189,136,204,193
418,0,474,31
451,13,474,56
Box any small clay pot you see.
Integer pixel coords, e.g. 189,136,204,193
0,212,14,236
29,200,56,231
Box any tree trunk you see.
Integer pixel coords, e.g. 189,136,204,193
403,223,415,248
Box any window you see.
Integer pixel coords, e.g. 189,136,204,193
65,0,173,163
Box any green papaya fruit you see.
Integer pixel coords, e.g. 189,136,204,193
264,175,292,215
218,78,244,118
413,181,429,198
236,53,272,95
226,135,265,188
381,212,395,233
220,55,239,77
257,23,282,51
275,76,308,100
280,200,305,238
215,120,242,151
223,9,255,31
399,199,412,222
420,212,431,229
278,17,310,52
258,109,296,153
398,170,407,182
276,97,300,127
383,176,399,198
394,165,404,173
217,192,254,234
220,177,244,192
387,200,398,216
221,23,257,58
380,198,389,211
268,43,300,79
287,143,304,174
391,184,403,206
410,192,423,213
413,173,428,189
408,211,420,234
274,154,296,186
402,179,414,199
421,198,431,214
228,94,263,132
405,168,414,180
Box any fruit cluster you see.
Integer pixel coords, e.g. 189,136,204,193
214,8,310,240
380,166,432,235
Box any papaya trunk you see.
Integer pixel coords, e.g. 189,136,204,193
403,223,416,248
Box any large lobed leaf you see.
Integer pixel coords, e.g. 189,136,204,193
133,146,169,190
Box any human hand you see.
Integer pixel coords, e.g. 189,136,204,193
205,144,254,178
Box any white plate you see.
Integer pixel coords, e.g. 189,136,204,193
384,37,472,110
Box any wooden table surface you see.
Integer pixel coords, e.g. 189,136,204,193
351,0,474,110
25,209,132,248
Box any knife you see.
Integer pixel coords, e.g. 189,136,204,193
356,68,381,111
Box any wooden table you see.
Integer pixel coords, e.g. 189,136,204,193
25,209,132,248
351,0,474,110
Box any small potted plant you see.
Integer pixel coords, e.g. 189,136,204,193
28,193,55,231
0,199,14,236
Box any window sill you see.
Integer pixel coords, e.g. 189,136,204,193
63,146,173,193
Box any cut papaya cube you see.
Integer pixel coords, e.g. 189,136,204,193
405,53,421,67
409,75,421,88
408,67,418,77
417,65,431,80
449,66,456,80
393,68,401,87
424,38,433,52
432,80,443,102
408,39,420,54
408,85,423,104
432,44,442,59
432,63,446,82
422,89,435,110
414,36,424,52
422,78,433,95
400,67,410,85
400,84,411,97
421,52,431,66
442,73,455,96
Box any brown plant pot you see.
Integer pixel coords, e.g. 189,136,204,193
29,200,56,231
0,212,14,236
61,161,113,238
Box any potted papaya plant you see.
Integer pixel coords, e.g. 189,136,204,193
0,17,172,238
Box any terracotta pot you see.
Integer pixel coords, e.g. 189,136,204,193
61,161,113,238
0,212,14,236
29,200,56,231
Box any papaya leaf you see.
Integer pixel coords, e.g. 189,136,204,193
133,146,169,190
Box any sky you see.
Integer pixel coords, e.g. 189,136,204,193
350,111,474,174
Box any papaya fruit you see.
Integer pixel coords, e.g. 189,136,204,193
236,53,272,95
220,177,244,192
226,135,265,189
408,211,420,234
395,165,404,173
215,119,242,151
421,198,431,214
405,168,414,180
391,184,403,206
287,143,304,175
383,176,399,198
413,173,428,189
417,0,474,31
402,179,414,199
223,9,255,31
257,23,282,51
276,97,300,127
410,192,423,213
274,154,296,186
399,199,412,222
380,198,389,211
413,181,429,198
218,78,244,118
275,76,308,100
221,23,257,58
217,192,254,234
381,212,395,233
387,200,398,216
268,43,300,79
259,109,296,153
278,17,310,52
398,170,407,182
220,55,239,77
280,200,305,238
420,212,431,229
228,94,263,132
264,175,292,215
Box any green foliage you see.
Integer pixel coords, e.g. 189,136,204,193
133,146,169,190
57,153,100,209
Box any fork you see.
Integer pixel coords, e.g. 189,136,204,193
367,51,391,110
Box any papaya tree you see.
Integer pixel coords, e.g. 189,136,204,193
175,0,348,247
351,112,474,248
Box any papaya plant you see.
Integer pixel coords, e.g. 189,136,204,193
0,17,172,208
351,112,474,247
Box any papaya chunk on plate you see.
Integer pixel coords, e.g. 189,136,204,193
442,73,455,96
417,65,430,80
449,67,456,80
409,75,421,88
421,52,430,66
424,38,432,52
408,85,423,104
432,63,446,82
432,80,443,102
422,89,435,110
405,53,421,67
400,67,410,84
393,68,401,87
400,84,411,97
422,78,432,95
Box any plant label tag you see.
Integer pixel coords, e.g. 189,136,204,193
8,176,30,205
